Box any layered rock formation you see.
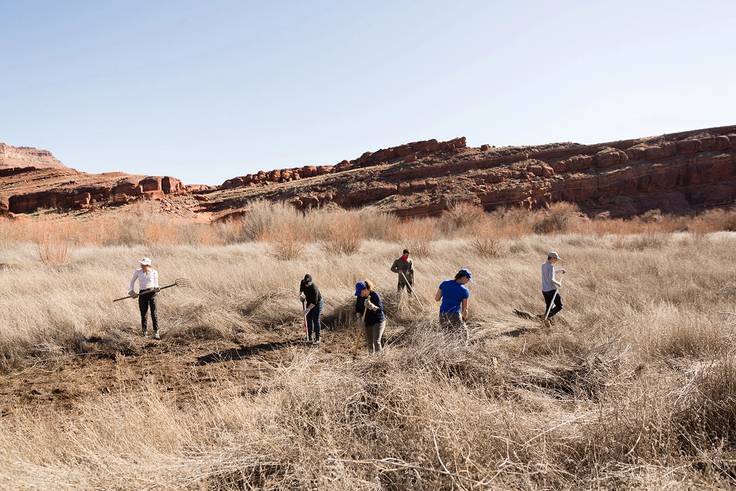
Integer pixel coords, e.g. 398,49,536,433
0,143,64,169
200,125,736,219
219,137,467,189
2,126,735,220
0,143,185,216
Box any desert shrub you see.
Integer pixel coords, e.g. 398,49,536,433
262,223,307,260
675,358,736,455
470,238,503,258
35,232,71,267
691,208,736,233
236,201,303,242
532,202,580,235
321,212,363,254
397,218,436,257
438,203,485,234
352,208,400,240
616,233,668,251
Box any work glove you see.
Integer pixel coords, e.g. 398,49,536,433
365,299,379,311
299,292,306,302
128,290,138,298
154,287,161,293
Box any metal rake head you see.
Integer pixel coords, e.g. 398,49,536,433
171,277,191,288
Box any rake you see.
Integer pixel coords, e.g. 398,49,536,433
113,278,191,303
400,271,425,308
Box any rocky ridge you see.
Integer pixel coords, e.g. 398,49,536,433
1,125,735,220
200,125,736,219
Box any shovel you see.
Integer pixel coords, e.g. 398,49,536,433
113,278,191,303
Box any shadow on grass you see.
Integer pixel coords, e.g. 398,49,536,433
196,340,296,365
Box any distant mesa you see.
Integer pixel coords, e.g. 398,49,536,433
0,143,66,170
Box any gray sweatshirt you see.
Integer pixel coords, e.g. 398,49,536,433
541,262,560,292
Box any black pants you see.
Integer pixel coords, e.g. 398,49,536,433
138,291,158,332
306,302,322,340
543,290,563,319
398,275,414,292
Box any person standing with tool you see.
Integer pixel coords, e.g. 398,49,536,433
128,257,161,339
541,251,566,325
390,248,414,293
354,280,386,353
299,274,323,345
435,268,472,341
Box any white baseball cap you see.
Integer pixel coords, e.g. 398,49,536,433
547,251,561,260
139,257,152,266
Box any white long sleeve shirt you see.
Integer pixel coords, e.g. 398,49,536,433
541,262,561,292
129,268,159,293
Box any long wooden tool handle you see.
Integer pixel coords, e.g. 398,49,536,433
112,282,178,303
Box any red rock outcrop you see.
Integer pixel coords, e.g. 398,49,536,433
220,137,467,190
0,143,189,216
3,125,736,221
0,143,65,169
201,125,736,219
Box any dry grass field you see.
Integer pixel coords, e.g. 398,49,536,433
1,204,736,489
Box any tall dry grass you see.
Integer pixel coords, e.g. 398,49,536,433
2,206,736,488
3,202,736,251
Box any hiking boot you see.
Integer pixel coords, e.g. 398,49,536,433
313,339,321,346
153,332,160,340
142,329,148,337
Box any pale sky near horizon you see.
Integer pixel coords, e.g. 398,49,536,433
2,0,735,184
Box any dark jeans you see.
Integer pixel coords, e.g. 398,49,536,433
139,291,158,333
439,312,469,342
397,275,414,292
306,301,322,340
543,289,563,319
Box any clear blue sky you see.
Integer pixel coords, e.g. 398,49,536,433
2,1,734,184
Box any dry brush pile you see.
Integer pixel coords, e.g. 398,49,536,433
1,207,736,488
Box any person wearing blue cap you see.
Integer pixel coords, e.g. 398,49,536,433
435,268,472,340
354,280,386,353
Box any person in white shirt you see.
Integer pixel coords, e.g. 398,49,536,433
128,257,161,339
541,251,566,323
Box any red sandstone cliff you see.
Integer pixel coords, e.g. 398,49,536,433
2,126,735,220
0,143,185,216
0,143,65,169
199,126,736,220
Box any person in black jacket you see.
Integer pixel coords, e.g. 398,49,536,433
354,280,386,353
299,274,323,345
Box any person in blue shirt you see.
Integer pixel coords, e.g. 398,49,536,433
435,268,472,340
355,280,386,353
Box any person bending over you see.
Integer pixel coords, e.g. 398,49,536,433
435,268,472,342
300,274,323,345
355,280,386,353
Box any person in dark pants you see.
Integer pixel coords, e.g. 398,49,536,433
354,280,386,353
435,268,472,342
128,257,161,339
299,274,323,345
541,251,565,324
390,249,414,293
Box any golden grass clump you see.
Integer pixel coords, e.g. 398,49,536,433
320,211,364,254
35,232,71,266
